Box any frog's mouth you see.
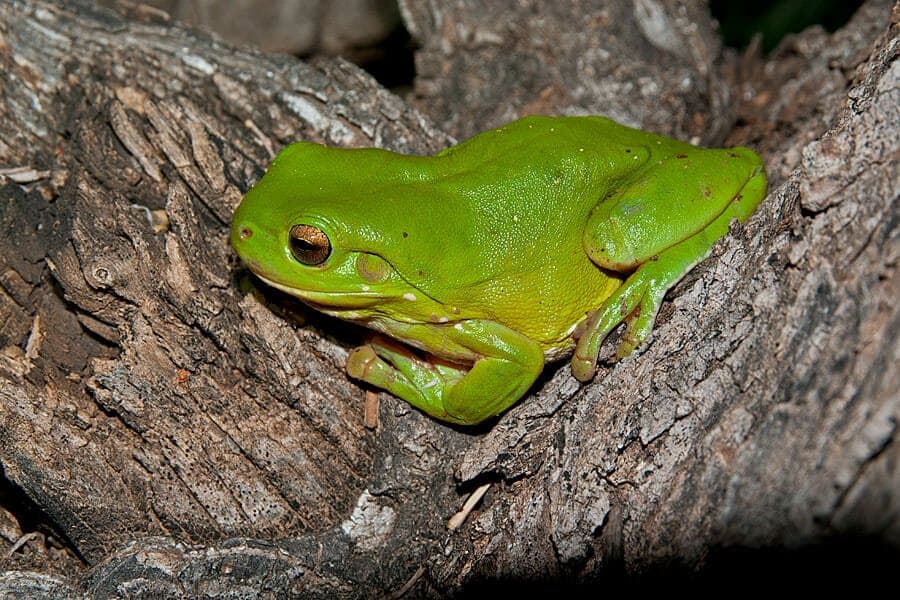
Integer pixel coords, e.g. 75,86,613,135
253,273,390,309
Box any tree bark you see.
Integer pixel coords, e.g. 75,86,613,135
0,0,897,597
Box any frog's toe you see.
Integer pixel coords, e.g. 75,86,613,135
571,270,662,380
571,349,598,382
348,340,413,380
618,277,669,358
616,304,657,358
346,345,380,380
347,344,412,395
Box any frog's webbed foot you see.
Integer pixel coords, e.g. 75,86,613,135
347,336,466,422
346,320,544,425
571,264,668,381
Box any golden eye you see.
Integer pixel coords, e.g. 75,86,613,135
289,224,331,265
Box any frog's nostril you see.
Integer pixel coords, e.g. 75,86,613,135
238,226,253,241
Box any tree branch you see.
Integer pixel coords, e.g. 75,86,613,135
1,0,897,596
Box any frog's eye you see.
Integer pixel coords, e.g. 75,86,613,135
289,224,331,265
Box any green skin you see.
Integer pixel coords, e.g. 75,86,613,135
231,115,767,425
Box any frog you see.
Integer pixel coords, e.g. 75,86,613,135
231,115,767,425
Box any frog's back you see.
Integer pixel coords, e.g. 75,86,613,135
436,115,690,163
399,116,666,343
426,116,661,224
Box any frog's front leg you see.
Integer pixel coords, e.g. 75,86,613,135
573,149,766,381
346,320,544,425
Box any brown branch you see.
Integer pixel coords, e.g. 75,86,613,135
0,0,897,596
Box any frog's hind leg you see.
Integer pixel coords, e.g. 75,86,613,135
572,154,766,381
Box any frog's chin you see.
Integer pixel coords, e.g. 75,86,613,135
253,273,389,309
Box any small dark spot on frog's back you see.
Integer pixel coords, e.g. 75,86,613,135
402,231,409,238
676,153,689,159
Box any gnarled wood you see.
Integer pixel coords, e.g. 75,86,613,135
1,0,897,596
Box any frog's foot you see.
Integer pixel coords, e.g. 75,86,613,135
574,158,767,382
346,336,467,423
571,265,669,382
347,320,544,425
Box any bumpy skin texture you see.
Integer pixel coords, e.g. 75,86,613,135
231,116,766,424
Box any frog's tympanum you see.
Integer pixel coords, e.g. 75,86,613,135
232,116,767,425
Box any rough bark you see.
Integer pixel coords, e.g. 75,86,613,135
402,0,731,143
0,0,897,597
95,0,402,56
